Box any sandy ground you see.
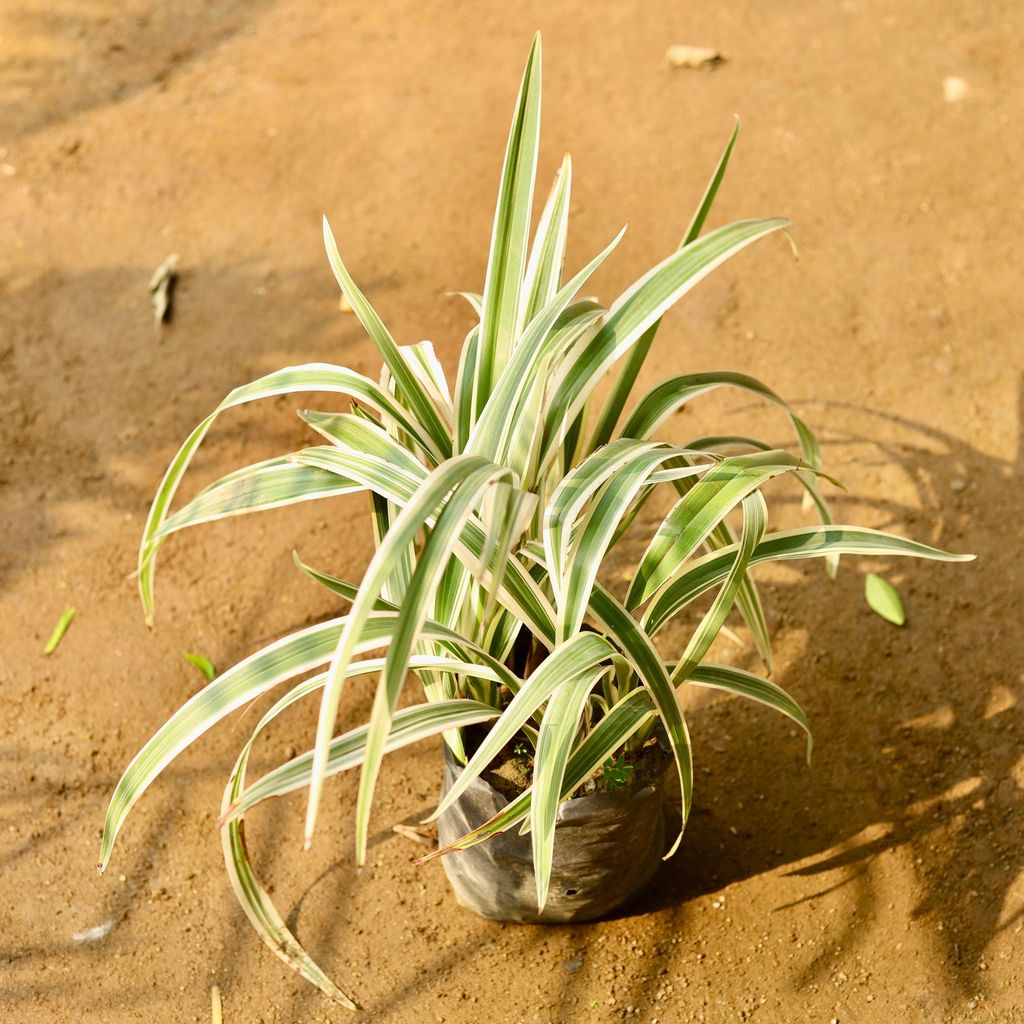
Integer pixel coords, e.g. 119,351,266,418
2,1,1022,1021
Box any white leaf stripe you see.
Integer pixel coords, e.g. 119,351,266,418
669,490,767,685
226,697,500,822
100,613,505,871
156,458,361,538
518,153,572,331
626,450,802,608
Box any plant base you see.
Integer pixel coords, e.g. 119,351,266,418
437,749,669,923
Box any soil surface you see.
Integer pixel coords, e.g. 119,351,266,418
1,2,1022,1022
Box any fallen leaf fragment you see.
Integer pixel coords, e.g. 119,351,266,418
392,823,437,849
865,572,906,626
666,45,725,70
211,985,223,1024
149,254,179,330
44,606,75,654
72,920,114,943
184,652,217,681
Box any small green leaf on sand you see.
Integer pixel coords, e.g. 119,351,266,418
184,652,217,681
865,573,905,626
44,606,76,654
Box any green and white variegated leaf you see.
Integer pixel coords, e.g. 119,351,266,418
298,409,427,478
401,340,454,424
221,672,498,1010
302,454,540,851
669,489,767,684
100,613,368,870
450,291,483,317
644,525,974,635
226,693,501,823
306,551,533,697
424,686,657,861
518,153,572,332
589,585,692,856
588,119,741,453
100,610,512,872
155,457,361,541
680,118,741,246
468,228,624,474
222,770,359,1008
531,667,605,909
473,33,542,417
626,449,803,609
322,218,452,460
559,445,701,641
137,363,443,624
429,631,616,821
350,458,516,862
543,438,661,601
620,370,821,466
454,324,479,453
539,218,790,474
686,663,812,762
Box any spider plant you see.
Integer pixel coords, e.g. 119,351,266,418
99,35,970,1008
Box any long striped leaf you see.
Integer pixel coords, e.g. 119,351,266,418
539,218,789,472
138,363,442,624
687,663,811,761
353,460,515,862
473,34,542,415
518,153,572,330
102,614,374,870
469,230,624,472
227,696,500,823
155,457,361,540
670,490,766,684
532,668,605,909
222,785,358,1008
305,455,508,848
589,585,692,855
543,439,661,600
100,612,498,871
322,218,452,459
645,525,974,635
221,685,497,1009
620,370,821,466
626,449,802,608
428,631,616,820
587,120,741,452
559,445,696,641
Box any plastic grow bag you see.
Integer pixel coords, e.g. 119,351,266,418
437,748,669,923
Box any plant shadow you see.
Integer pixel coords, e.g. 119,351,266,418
618,391,1022,998
0,0,277,139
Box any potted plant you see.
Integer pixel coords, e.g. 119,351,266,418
99,35,971,1009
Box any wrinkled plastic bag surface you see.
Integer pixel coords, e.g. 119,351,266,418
437,750,668,923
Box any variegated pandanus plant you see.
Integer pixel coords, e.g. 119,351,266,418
99,34,971,1009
